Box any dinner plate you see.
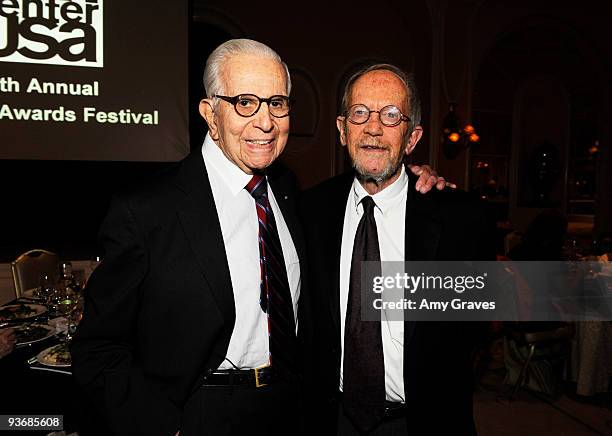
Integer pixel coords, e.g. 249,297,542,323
13,323,55,346
0,303,47,322
37,343,71,367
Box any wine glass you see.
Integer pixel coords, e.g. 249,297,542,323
55,287,80,342
72,270,86,293
37,274,56,316
67,292,83,342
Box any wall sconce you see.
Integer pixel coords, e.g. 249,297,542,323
442,103,479,159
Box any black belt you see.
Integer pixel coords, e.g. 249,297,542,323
202,366,274,388
336,392,407,421
384,400,408,420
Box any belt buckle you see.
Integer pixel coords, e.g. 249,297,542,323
254,365,268,388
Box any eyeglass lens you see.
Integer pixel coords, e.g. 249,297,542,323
233,94,290,117
348,104,405,126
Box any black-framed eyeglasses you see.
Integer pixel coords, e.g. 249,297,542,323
214,94,291,118
345,104,410,127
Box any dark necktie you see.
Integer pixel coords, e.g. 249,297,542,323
245,174,297,379
343,195,385,432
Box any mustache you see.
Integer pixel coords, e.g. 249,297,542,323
358,141,388,149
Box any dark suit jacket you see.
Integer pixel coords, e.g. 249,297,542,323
299,168,493,435
71,151,310,436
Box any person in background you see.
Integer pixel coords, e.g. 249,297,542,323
507,209,568,261
0,328,15,359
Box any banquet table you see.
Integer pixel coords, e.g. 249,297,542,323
570,320,612,396
0,299,105,435
563,265,612,396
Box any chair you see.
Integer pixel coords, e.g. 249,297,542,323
0,263,17,305
502,322,574,400
11,249,60,298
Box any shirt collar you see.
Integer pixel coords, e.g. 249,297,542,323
351,165,408,215
202,133,253,197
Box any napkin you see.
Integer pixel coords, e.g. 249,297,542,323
48,317,69,334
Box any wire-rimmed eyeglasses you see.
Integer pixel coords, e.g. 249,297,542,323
214,94,291,118
346,104,411,127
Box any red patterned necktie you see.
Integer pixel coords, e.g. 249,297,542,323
245,174,297,379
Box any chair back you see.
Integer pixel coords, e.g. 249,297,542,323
11,249,60,298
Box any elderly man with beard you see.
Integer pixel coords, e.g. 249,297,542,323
301,64,491,435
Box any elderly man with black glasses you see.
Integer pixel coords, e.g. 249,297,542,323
71,40,447,436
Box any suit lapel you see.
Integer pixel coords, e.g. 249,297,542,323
404,171,443,263
403,169,443,350
268,171,305,267
268,169,310,336
329,173,354,332
175,152,235,327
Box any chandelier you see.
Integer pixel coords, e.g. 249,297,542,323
442,103,479,159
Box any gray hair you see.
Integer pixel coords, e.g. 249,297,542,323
341,63,421,130
203,39,292,103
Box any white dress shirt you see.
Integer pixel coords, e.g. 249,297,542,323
339,165,408,402
201,133,301,370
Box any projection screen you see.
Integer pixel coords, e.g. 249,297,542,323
0,0,189,161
